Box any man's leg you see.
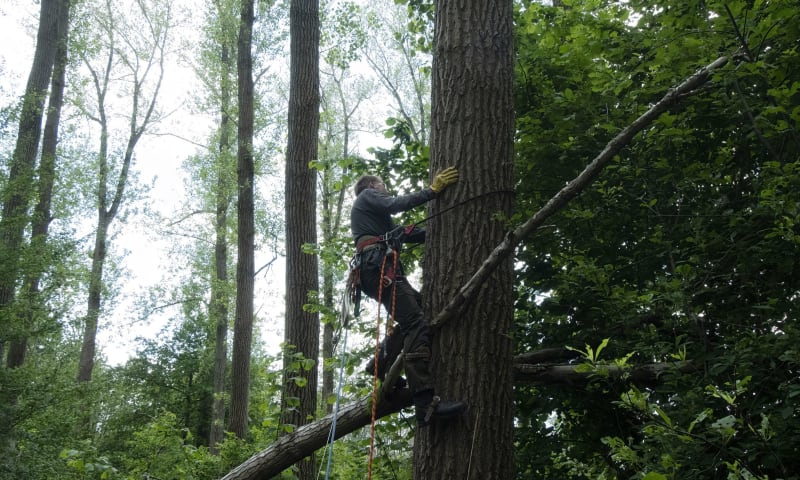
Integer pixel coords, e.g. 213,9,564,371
385,279,466,426
384,278,433,393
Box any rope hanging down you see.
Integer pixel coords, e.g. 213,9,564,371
322,285,355,480
326,189,513,479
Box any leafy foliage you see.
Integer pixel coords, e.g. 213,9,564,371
512,0,800,478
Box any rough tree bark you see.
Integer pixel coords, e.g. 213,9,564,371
281,0,320,477
229,0,256,439
417,1,516,478
430,55,731,330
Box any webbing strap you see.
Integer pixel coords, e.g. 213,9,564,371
356,235,384,253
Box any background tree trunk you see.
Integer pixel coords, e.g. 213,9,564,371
281,0,320,477
0,0,60,356
229,0,255,440
417,1,515,478
1,0,68,458
6,0,70,371
76,0,168,384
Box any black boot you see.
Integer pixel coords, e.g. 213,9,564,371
413,389,467,427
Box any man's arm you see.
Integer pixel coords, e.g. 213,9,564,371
404,226,425,244
361,188,436,215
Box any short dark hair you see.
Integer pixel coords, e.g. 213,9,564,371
354,175,381,196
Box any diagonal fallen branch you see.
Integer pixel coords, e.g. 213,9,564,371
221,55,730,480
431,54,730,327
221,389,412,480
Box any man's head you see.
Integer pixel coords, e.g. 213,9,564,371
354,175,387,195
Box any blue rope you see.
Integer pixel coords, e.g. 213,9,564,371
323,288,353,480
323,327,348,480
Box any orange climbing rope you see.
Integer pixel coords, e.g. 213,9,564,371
367,249,398,480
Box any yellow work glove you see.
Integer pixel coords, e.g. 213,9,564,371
430,166,459,193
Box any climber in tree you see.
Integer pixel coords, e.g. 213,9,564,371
350,167,466,426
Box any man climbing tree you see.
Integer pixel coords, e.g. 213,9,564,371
350,169,465,426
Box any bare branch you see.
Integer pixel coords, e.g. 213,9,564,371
514,360,697,386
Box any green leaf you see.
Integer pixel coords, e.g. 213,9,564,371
642,472,668,480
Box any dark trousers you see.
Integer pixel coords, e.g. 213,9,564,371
359,248,433,394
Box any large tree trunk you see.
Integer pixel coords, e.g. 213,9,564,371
0,0,61,355
281,0,320,477
417,1,516,479
229,0,256,440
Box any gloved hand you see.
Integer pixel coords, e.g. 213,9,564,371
430,166,459,193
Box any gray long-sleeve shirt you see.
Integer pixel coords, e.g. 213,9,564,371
350,187,435,245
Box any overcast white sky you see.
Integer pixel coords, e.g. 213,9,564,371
1,0,399,367
0,1,292,365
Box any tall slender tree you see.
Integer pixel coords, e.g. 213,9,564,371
75,0,171,385
416,0,515,478
6,0,71,371
229,0,256,440
317,0,374,413
281,0,320,477
1,0,71,460
199,0,239,453
0,0,61,361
